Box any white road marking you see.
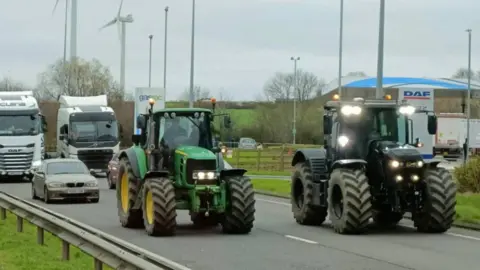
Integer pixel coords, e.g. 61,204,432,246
285,235,318,244
257,196,480,242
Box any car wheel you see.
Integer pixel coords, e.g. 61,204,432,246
43,186,51,204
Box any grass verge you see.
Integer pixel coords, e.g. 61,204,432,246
251,179,480,225
0,212,113,270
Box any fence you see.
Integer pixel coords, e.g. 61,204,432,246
223,143,321,172
0,191,190,270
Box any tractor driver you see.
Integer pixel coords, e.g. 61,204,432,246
161,117,188,148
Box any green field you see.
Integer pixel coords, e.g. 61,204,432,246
0,213,113,270
251,179,480,224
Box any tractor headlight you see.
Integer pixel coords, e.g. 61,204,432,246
193,171,217,180
341,105,362,116
399,105,415,115
390,160,400,168
337,135,349,147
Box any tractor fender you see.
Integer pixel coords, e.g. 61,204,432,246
118,148,147,179
291,148,326,167
331,159,367,171
144,170,170,179
220,169,247,179
424,160,441,169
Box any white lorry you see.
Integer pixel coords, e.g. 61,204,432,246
0,91,46,181
56,95,120,174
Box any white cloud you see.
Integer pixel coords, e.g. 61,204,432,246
0,0,478,100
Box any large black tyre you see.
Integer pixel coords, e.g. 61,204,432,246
117,158,143,228
291,162,328,226
142,177,177,236
372,210,403,228
328,168,372,234
222,175,255,234
414,168,456,233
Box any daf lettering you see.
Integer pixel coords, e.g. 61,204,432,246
404,91,430,97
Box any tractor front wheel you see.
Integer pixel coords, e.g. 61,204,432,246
222,175,255,234
414,168,456,233
142,177,177,236
117,158,143,228
328,168,372,234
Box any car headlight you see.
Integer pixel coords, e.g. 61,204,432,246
416,161,423,168
390,160,400,168
399,105,415,115
85,181,98,187
48,182,65,188
31,160,42,168
193,171,217,180
337,135,349,147
341,105,362,116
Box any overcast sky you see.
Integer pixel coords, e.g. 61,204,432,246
0,0,478,100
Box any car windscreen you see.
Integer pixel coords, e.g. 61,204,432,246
47,161,89,175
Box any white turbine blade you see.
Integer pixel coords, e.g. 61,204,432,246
99,18,117,31
52,0,60,16
117,0,124,18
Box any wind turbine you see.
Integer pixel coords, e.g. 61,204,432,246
99,0,133,92
52,0,69,64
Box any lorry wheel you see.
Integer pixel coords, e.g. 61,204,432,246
372,210,403,228
117,158,143,228
328,168,372,234
291,162,328,226
414,168,456,233
142,177,177,236
222,175,255,234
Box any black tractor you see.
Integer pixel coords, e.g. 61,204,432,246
291,95,456,234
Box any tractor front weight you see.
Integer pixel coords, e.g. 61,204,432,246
188,184,226,214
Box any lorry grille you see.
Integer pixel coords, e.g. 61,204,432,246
77,149,113,170
0,151,34,171
186,159,217,185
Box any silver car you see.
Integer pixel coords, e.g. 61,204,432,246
31,159,100,204
238,137,257,149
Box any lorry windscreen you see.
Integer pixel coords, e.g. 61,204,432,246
0,114,41,136
70,120,119,142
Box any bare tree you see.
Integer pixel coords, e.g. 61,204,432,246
263,69,323,102
0,77,30,92
346,71,368,77
179,85,211,101
452,68,479,80
36,57,123,101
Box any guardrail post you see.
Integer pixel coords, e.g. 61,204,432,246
94,258,103,270
16,216,23,232
0,207,5,220
37,226,44,245
62,240,70,260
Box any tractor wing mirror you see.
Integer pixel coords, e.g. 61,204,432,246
427,115,437,135
136,115,147,130
223,116,232,128
323,115,332,135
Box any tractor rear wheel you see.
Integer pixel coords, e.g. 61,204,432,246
142,177,177,236
291,162,328,226
328,168,372,234
117,158,143,228
414,168,456,233
222,175,255,234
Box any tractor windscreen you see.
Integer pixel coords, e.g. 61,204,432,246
369,108,408,145
158,113,213,149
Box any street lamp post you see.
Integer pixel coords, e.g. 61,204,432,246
338,0,344,97
465,29,472,164
375,0,385,98
148,35,153,87
189,0,196,108
291,57,300,145
163,6,169,91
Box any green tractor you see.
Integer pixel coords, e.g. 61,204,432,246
116,98,255,236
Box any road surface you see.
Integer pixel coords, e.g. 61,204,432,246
1,180,479,270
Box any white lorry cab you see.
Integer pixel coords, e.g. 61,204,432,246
57,95,120,173
0,91,47,181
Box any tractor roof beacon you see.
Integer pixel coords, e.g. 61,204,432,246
116,98,255,236
291,94,457,234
